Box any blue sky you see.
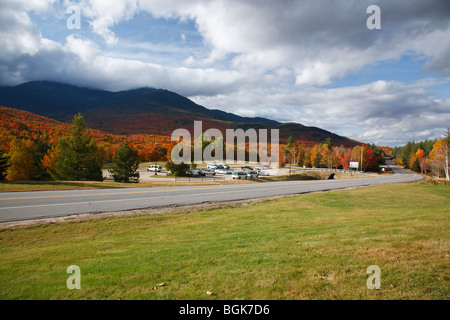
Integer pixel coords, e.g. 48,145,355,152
1,0,449,147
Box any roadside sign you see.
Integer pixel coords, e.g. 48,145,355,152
350,161,359,169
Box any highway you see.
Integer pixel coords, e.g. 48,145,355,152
0,161,422,223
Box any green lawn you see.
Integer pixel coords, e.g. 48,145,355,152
0,183,448,300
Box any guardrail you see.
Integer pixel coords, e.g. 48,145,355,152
288,167,365,174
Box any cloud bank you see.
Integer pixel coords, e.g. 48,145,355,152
0,0,449,146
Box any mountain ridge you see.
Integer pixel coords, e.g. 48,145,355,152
0,81,361,147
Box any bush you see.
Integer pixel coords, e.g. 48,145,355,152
165,161,190,177
109,144,140,183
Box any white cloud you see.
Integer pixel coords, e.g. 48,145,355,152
0,0,449,146
78,0,139,45
190,79,450,146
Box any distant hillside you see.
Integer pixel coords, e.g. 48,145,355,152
0,106,174,163
0,81,361,147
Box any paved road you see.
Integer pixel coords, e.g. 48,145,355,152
0,160,422,223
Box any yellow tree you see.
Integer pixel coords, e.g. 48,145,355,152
320,144,332,168
310,144,323,168
428,139,449,180
351,145,362,170
6,138,36,180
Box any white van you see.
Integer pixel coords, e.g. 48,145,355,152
232,171,247,179
246,171,259,179
146,165,162,172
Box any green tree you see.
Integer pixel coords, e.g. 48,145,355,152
53,114,103,181
411,156,421,173
324,137,333,150
109,144,140,183
0,149,9,181
165,161,190,176
284,136,302,166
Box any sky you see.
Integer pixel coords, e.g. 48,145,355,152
0,0,449,147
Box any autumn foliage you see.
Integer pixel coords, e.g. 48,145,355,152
0,106,175,180
0,106,390,181
393,131,450,180
282,136,385,172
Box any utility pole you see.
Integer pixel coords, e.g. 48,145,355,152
154,141,158,175
289,157,292,180
360,145,364,173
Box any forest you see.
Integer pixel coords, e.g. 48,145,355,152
0,106,389,182
392,130,450,180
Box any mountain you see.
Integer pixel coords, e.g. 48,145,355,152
0,105,174,164
0,81,360,147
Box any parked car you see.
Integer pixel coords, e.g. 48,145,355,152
203,168,216,175
232,171,248,179
241,166,253,170
215,164,230,169
188,169,205,176
147,165,162,172
258,171,270,176
207,163,218,169
254,166,264,170
196,169,206,176
246,171,259,178
225,169,234,174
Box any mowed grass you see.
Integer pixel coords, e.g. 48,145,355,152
0,183,448,300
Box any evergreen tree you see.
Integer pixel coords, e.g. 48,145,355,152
54,114,103,181
109,144,140,183
165,161,190,176
0,149,9,181
324,137,333,150
411,157,421,173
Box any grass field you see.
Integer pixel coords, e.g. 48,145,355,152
0,182,448,300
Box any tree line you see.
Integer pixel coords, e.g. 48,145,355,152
0,113,391,183
0,106,173,165
392,129,450,180
0,114,141,183
282,136,386,172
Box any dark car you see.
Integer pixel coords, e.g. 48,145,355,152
241,166,253,170
188,169,205,176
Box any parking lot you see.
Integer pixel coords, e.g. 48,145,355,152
103,163,282,182
103,163,368,183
